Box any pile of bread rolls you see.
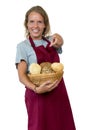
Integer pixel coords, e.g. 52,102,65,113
29,62,64,74
28,62,64,86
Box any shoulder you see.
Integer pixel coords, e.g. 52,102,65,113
16,39,35,55
17,39,30,47
16,39,32,51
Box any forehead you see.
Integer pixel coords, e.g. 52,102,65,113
28,11,44,20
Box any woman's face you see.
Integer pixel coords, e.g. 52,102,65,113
27,12,45,40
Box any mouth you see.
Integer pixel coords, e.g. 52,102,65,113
32,29,40,33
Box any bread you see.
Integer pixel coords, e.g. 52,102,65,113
40,62,54,74
29,62,64,74
29,63,41,74
51,62,64,72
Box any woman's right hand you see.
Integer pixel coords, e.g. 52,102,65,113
34,80,60,94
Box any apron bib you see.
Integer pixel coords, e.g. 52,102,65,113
29,36,60,64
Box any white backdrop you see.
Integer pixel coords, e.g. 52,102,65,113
0,0,92,130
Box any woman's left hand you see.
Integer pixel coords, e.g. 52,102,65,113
34,79,61,94
50,33,64,48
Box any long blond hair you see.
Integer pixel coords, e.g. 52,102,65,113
24,6,51,37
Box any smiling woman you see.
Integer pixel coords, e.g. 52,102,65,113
15,5,76,130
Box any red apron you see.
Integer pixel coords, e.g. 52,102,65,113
25,36,76,130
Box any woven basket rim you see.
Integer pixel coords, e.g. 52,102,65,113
28,71,63,78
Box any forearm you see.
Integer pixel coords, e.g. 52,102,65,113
18,72,36,91
17,61,36,91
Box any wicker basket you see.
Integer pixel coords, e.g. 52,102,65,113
27,71,64,86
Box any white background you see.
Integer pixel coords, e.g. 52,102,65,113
0,0,92,130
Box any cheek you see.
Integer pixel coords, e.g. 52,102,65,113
43,24,46,28
27,23,31,30
41,25,46,30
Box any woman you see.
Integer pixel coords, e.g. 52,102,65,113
15,5,76,130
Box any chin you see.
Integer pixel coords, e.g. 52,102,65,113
31,35,42,40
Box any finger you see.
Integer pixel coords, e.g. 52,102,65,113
40,80,52,87
49,37,57,47
48,80,60,91
52,80,60,88
47,80,58,90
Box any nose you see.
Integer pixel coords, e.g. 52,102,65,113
34,22,38,27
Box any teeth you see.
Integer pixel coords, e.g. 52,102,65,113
33,29,39,33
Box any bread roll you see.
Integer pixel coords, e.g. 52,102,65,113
29,63,41,74
51,62,64,72
40,62,54,74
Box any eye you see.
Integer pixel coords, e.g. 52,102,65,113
29,20,34,23
38,21,43,24
38,21,42,23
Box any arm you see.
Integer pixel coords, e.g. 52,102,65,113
17,60,36,91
